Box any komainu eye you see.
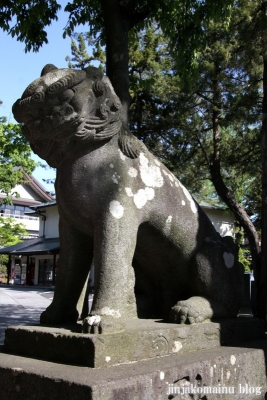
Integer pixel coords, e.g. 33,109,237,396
64,105,74,115
59,89,74,102
51,106,63,118
29,108,42,119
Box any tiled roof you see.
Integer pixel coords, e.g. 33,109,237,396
0,237,59,255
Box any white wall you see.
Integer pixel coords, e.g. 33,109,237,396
13,183,44,202
39,205,59,238
204,208,234,237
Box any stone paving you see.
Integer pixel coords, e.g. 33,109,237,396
0,284,52,345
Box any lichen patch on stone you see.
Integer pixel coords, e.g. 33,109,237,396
125,187,133,197
118,149,126,160
134,189,148,209
230,355,236,365
109,200,124,219
166,215,172,224
164,215,173,236
190,200,198,214
112,173,119,184
162,169,175,184
145,187,155,200
128,167,138,178
180,183,197,213
133,187,155,209
172,341,183,353
223,252,235,268
139,153,164,188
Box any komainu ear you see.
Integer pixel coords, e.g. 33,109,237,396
118,124,146,159
41,64,58,76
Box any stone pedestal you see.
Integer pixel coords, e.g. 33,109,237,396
1,318,266,399
3,318,264,368
0,343,267,399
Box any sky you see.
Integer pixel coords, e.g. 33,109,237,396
0,2,87,193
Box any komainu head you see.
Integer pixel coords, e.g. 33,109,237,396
13,64,138,167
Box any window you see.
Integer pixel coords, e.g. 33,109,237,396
38,259,54,286
14,210,21,218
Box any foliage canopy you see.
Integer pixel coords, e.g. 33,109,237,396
0,119,36,277
0,119,36,200
0,0,234,78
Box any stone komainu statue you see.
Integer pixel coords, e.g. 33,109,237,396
13,65,244,333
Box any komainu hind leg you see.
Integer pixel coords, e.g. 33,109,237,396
170,235,244,325
169,296,233,324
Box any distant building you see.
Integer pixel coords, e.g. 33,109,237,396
0,172,54,284
0,170,54,237
0,196,234,286
199,200,234,237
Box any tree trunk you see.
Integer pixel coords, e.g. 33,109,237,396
257,57,267,321
100,0,131,125
209,128,261,276
210,165,261,271
209,75,261,288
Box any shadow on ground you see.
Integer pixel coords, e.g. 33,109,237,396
0,305,45,345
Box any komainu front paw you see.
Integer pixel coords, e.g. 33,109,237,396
82,314,125,334
169,296,213,324
82,315,102,334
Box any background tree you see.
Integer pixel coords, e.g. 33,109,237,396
233,0,267,319
0,117,36,281
0,0,235,123
0,217,28,282
0,118,36,200
66,32,105,69
179,11,262,274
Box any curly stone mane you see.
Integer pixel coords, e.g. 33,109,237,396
12,64,142,167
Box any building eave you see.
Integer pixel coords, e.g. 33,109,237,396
21,171,54,202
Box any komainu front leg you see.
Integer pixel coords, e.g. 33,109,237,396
82,214,138,334
40,219,93,325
